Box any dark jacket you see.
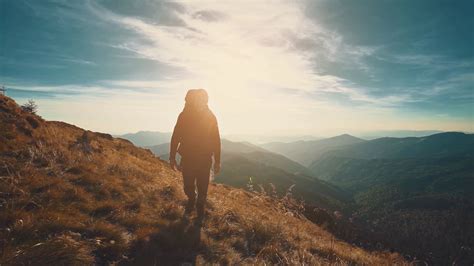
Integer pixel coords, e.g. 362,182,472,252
170,107,221,165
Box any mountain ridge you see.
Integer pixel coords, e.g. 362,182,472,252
116,131,171,147
262,134,365,166
316,132,474,161
148,139,312,176
147,139,347,209
308,131,474,264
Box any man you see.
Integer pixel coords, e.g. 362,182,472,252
169,89,221,218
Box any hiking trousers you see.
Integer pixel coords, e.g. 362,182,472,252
180,156,212,208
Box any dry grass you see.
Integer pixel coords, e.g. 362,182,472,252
0,95,407,265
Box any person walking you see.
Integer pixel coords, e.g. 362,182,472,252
169,89,221,218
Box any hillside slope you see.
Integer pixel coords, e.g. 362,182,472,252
0,95,404,265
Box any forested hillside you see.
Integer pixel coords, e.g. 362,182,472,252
309,134,474,264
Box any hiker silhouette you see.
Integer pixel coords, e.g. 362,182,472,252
170,89,221,218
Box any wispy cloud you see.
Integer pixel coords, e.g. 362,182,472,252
2,0,472,134
89,0,393,108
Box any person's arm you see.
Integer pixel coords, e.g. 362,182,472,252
211,116,221,174
169,113,183,170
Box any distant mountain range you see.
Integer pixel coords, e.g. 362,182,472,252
308,132,474,199
308,132,474,263
261,134,365,166
320,132,474,160
116,131,171,147
356,130,444,140
147,139,350,209
148,139,310,175
117,131,321,147
117,130,451,149
224,134,320,144
220,140,313,176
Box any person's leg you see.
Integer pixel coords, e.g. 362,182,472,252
181,159,197,211
183,174,196,201
196,157,212,217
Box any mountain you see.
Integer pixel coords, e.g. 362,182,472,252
262,134,365,166
224,134,320,144
147,142,170,157
357,130,444,140
309,133,474,264
311,154,474,195
218,139,351,208
317,132,474,160
309,132,474,197
148,139,348,208
149,139,312,176
222,139,268,153
217,153,351,209
221,139,315,176
0,95,407,265
116,131,171,147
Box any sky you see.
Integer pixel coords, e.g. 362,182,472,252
1,0,473,136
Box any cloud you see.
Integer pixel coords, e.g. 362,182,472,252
192,10,227,22
2,0,472,134
77,0,449,134
91,0,386,106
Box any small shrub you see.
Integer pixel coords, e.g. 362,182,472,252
21,100,38,114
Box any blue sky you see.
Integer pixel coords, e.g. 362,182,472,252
1,0,473,135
